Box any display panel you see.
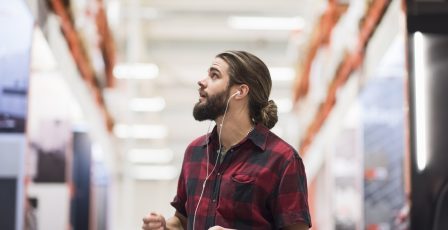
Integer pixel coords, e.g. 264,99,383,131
0,1,34,133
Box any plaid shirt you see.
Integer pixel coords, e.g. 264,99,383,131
171,123,311,230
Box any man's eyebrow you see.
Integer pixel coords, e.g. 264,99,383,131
208,67,221,74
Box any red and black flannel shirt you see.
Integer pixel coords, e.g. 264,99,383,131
171,123,311,230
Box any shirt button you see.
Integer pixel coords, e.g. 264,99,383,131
217,173,221,176
212,199,216,203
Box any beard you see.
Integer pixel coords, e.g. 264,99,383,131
193,88,230,121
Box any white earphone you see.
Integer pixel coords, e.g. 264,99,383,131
231,90,241,98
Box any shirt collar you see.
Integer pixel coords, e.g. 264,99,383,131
200,123,268,151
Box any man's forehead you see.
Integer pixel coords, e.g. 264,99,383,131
210,57,228,71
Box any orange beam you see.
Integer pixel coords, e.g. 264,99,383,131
96,0,116,88
292,1,347,102
299,0,391,154
50,0,94,84
401,0,411,199
49,0,114,131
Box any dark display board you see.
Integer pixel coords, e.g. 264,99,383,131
0,178,17,230
70,131,92,230
408,33,448,230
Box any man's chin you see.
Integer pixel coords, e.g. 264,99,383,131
193,110,217,121
194,117,212,122
193,115,212,121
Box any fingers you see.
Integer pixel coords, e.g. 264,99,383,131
142,212,159,223
142,221,163,230
142,212,165,230
141,222,163,230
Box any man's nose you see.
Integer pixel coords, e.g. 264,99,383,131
198,78,207,88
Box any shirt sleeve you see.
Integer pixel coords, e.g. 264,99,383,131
170,158,188,217
271,153,312,229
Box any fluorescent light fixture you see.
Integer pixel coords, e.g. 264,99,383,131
129,97,166,112
276,98,293,113
228,16,305,31
113,63,159,79
269,67,295,82
113,124,168,139
140,7,159,20
128,148,174,164
413,31,431,172
133,165,178,180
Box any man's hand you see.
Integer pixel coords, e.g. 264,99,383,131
142,212,167,230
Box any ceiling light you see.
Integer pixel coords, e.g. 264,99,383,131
228,16,305,31
269,67,295,82
113,63,159,79
129,97,166,112
128,148,174,164
133,165,178,180
113,124,168,139
140,7,159,20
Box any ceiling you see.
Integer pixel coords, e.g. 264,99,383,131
104,0,324,178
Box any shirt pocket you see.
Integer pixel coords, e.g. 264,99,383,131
219,173,256,205
231,173,256,184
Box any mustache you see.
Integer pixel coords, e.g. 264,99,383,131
199,90,208,97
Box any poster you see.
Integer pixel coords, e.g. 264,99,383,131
0,0,34,133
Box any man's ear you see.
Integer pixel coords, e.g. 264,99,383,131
236,84,249,98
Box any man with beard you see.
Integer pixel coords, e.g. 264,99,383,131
142,51,311,230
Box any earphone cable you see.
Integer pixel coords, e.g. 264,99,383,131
192,93,235,229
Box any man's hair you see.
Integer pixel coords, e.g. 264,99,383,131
216,50,278,129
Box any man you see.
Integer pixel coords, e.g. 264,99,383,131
142,51,311,230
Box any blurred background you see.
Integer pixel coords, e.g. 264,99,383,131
1,0,448,229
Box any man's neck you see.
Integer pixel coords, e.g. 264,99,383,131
215,113,253,150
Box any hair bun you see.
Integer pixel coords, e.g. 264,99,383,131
260,100,278,129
